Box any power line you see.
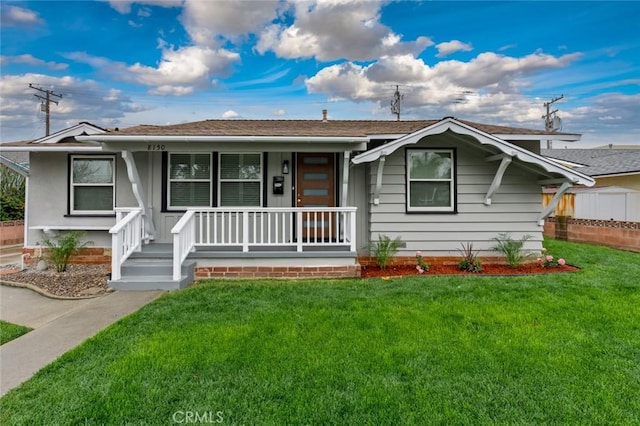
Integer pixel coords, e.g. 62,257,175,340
28,84,63,136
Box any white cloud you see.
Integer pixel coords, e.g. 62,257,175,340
272,109,286,116
0,55,68,71
180,0,280,47
0,73,151,141
0,5,43,26
306,50,587,127
65,45,239,95
107,0,183,15
222,110,239,119
436,40,473,57
255,0,432,61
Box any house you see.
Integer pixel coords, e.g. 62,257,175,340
1,115,594,289
542,147,640,221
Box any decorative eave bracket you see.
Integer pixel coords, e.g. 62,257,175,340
121,150,156,241
373,154,386,205
537,180,572,225
484,153,513,205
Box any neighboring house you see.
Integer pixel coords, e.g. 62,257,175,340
542,147,640,190
542,147,640,221
0,151,30,176
2,116,594,289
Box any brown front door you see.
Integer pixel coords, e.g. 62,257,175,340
296,153,335,239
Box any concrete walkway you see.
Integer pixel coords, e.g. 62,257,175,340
0,285,163,396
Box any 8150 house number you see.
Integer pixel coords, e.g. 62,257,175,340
147,144,166,151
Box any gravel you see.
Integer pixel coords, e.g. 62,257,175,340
0,264,110,298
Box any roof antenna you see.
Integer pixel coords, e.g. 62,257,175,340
390,85,403,121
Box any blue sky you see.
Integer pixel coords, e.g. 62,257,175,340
1,0,638,147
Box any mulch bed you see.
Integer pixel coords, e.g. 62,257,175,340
0,264,110,298
361,263,579,278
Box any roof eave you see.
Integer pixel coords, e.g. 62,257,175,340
76,135,370,143
352,117,595,187
495,133,581,141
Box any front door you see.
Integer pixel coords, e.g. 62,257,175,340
296,153,335,240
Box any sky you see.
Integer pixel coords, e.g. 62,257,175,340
1,0,639,148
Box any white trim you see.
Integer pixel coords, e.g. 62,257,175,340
373,155,386,206
406,149,455,213
538,181,572,224
218,152,263,207
3,146,103,152
167,152,213,210
341,151,350,207
78,135,368,143
69,155,116,215
352,118,595,187
484,155,512,206
494,133,581,141
35,122,107,144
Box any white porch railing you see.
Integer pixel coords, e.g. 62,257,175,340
170,207,357,282
109,208,144,281
171,210,196,281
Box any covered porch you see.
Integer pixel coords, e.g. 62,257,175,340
109,204,359,289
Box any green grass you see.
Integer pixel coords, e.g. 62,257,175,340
1,239,639,425
0,320,31,345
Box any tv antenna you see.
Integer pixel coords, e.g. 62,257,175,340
390,85,403,121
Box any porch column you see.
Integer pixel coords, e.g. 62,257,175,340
341,151,351,207
121,150,156,240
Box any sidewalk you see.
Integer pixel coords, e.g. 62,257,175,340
0,285,163,396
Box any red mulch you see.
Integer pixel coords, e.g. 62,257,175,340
361,263,579,278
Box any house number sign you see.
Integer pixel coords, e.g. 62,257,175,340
147,144,166,151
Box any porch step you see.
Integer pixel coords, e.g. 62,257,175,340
109,259,196,291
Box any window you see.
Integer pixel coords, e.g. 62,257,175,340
168,153,211,208
70,155,115,214
219,153,262,206
406,149,455,212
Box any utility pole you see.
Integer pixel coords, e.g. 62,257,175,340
542,94,563,149
390,85,403,121
29,84,62,136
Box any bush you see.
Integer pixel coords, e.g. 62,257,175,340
491,233,532,268
41,231,91,273
369,234,402,270
0,166,25,221
458,242,482,273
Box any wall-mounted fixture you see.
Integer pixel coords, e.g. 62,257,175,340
282,160,289,174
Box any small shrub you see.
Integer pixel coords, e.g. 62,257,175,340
457,242,482,273
415,251,429,273
369,235,402,270
491,233,532,268
41,231,91,273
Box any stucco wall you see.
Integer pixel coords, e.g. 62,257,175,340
26,152,137,247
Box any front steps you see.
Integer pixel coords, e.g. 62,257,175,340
108,244,195,291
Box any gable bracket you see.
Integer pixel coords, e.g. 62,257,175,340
373,154,386,205
484,154,513,205
538,181,572,225
121,150,156,241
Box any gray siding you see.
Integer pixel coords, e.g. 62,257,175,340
367,138,544,256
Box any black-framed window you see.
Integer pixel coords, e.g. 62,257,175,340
219,153,263,207
406,149,455,212
167,153,212,209
70,155,115,214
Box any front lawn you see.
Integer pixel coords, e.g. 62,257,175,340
1,239,639,424
0,320,31,345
